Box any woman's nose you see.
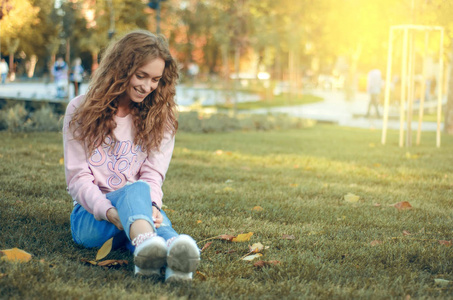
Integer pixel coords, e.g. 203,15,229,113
145,79,158,92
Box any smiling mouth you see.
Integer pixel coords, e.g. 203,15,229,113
134,87,147,97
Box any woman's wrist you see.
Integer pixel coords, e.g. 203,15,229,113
152,201,161,211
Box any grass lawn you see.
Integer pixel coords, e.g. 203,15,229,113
1,125,452,299
209,93,323,110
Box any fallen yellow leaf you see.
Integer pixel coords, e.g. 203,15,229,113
81,258,98,265
232,232,254,242
249,242,264,253
59,157,64,165
0,248,32,262
391,201,412,210
344,193,360,203
242,253,262,261
96,238,113,261
251,206,264,211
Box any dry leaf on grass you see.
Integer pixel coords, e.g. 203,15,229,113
403,230,411,236
232,232,254,242
254,260,281,268
218,234,236,242
281,234,296,240
391,201,412,210
344,193,360,203
0,248,32,263
80,258,98,266
251,206,264,211
196,271,207,281
248,242,264,253
434,278,451,287
438,240,452,246
81,258,128,269
97,260,128,267
242,253,262,261
370,240,383,246
96,238,113,261
201,242,213,252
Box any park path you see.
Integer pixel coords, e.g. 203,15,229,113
0,81,442,132
250,89,442,132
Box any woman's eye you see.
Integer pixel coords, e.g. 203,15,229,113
136,74,144,79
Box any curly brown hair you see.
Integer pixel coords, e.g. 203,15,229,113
70,30,179,154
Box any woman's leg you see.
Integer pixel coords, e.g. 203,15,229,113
110,181,169,274
155,210,179,243
70,181,156,249
70,204,122,248
108,181,156,241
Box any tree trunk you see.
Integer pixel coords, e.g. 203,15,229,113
8,53,14,81
91,52,99,73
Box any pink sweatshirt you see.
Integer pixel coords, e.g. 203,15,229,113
63,95,175,221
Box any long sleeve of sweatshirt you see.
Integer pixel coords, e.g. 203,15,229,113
63,96,175,221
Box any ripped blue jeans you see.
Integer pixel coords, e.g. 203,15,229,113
70,181,179,253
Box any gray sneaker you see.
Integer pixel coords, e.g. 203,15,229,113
134,236,167,276
165,235,200,282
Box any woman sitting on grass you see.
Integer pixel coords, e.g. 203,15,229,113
63,30,200,282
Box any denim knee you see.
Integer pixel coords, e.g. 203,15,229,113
126,180,151,195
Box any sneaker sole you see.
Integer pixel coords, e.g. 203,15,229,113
134,265,161,277
165,270,193,283
134,239,167,270
167,236,200,273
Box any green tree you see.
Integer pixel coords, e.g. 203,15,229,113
0,0,40,79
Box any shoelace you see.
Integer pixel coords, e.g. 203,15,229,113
131,232,157,247
166,236,177,247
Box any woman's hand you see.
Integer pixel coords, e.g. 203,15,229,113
152,207,163,228
107,207,124,231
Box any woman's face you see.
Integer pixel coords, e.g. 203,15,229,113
126,57,165,104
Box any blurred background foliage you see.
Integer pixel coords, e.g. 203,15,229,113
0,0,451,83
2,0,453,132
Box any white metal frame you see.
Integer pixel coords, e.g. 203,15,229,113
381,25,444,147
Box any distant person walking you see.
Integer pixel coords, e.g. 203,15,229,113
0,58,9,84
52,57,68,98
70,57,84,96
366,68,383,118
